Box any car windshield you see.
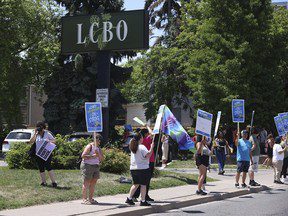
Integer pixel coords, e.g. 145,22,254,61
67,135,92,142
6,132,31,140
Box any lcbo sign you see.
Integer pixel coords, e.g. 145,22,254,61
61,10,149,54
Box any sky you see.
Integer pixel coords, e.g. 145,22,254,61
123,0,146,10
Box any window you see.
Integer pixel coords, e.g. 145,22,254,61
7,132,31,140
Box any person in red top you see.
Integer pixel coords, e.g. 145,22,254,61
133,127,155,202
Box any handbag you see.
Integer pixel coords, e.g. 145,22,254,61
27,142,36,158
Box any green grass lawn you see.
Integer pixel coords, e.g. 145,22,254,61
0,167,207,211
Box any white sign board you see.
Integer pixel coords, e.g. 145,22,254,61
214,111,221,138
153,112,163,134
195,109,213,138
36,140,56,161
96,89,109,108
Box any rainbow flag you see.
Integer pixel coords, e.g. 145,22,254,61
159,105,195,150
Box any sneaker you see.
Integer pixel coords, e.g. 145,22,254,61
52,182,57,188
249,180,260,186
132,197,138,202
40,182,47,186
275,180,284,184
145,196,154,202
241,183,247,188
235,183,240,188
140,201,151,206
125,198,135,205
196,189,207,195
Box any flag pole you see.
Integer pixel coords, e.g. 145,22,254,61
154,106,165,168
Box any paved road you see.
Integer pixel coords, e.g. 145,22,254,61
147,187,288,216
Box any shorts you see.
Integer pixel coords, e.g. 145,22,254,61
80,162,100,180
196,155,210,168
36,155,53,173
249,156,259,172
130,168,151,185
237,161,250,173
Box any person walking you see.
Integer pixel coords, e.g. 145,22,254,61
125,133,155,206
235,130,252,188
195,135,214,195
272,136,287,184
80,133,104,204
161,134,169,169
263,134,274,167
29,121,57,187
249,128,261,186
214,131,230,175
133,128,155,202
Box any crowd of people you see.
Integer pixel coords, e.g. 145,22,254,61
28,121,287,206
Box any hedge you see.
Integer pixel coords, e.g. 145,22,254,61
5,135,130,174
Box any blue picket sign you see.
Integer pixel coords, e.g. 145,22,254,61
232,99,245,123
279,112,288,133
274,115,286,137
85,102,103,132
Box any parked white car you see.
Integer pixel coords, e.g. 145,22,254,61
2,129,35,152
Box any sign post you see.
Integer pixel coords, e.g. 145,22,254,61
61,10,149,144
96,52,110,144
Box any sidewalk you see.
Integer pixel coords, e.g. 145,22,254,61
0,169,287,216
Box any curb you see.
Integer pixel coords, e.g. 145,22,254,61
107,185,271,216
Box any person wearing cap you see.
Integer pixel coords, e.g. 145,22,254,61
248,127,261,186
80,133,104,204
272,136,287,184
234,130,253,188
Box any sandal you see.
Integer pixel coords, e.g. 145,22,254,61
81,199,90,205
89,199,98,204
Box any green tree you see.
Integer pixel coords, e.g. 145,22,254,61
177,0,288,128
0,0,60,128
120,1,192,121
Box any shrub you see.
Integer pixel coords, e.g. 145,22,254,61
5,142,37,169
5,135,130,174
100,148,130,174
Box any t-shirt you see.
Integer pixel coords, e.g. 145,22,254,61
273,144,284,162
249,135,260,156
130,144,149,170
142,136,154,162
237,138,252,162
35,131,55,153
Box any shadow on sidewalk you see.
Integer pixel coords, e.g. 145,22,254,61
161,174,197,185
